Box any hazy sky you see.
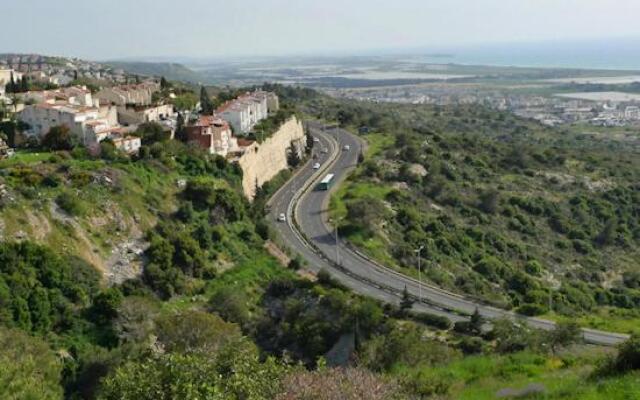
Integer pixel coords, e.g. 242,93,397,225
5,0,640,60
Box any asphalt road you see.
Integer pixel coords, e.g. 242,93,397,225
268,122,629,346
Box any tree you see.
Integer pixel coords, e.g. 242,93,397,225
174,112,186,142
136,122,170,145
98,339,287,400
287,143,301,168
611,334,640,373
209,287,250,326
7,72,15,94
305,130,314,154
155,310,240,355
200,86,213,115
546,321,581,354
20,76,29,92
469,308,484,335
160,76,169,90
91,288,124,325
595,217,617,247
41,125,73,150
400,285,414,313
0,327,64,400
478,189,499,214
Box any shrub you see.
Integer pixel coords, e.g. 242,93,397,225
56,191,86,216
409,311,452,330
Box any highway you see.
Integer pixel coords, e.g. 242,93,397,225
268,122,629,346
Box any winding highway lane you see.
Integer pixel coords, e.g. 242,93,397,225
268,122,629,346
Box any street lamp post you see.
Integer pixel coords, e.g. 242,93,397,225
415,245,424,302
335,223,339,266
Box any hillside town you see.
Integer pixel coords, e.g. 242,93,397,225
331,84,640,127
0,58,302,200
1,63,282,151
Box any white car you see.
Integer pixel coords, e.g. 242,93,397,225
278,213,286,222
343,145,350,151
313,162,321,169
321,147,328,154
313,137,320,143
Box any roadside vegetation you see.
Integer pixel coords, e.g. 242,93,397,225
1,83,640,399
314,98,640,334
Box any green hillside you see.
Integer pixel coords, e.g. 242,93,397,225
106,61,204,83
318,98,640,333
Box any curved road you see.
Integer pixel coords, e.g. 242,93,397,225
268,122,629,346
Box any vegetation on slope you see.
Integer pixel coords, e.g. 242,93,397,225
1,84,640,399
315,98,640,332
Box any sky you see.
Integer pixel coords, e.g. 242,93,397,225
4,0,640,61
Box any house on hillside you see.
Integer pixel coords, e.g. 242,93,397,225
184,115,238,157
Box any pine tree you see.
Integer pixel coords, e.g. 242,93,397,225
400,285,414,313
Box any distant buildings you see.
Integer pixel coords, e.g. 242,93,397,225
96,82,160,106
624,106,640,120
216,91,279,133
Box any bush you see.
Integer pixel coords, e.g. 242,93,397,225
41,125,74,150
612,334,640,373
409,311,452,330
517,303,547,316
56,191,86,216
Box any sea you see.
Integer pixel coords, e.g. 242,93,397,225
412,38,640,71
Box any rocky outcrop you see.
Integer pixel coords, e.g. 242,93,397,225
238,117,305,199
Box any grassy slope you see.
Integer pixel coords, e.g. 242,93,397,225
390,349,640,400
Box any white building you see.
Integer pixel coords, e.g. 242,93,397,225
18,86,97,107
216,91,278,134
96,82,160,106
0,69,23,89
117,103,175,125
624,106,640,120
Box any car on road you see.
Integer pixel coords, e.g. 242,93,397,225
278,213,286,222
313,137,320,143
313,162,321,169
321,147,328,154
343,145,350,151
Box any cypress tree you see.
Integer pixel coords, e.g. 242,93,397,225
8,72,15,94
175,112,186,142
200,86,213,114
20,76,28,92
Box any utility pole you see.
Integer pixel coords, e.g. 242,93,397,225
415,245,424,302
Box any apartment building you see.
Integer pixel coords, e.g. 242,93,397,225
96,81,160,106
215,91,279,134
